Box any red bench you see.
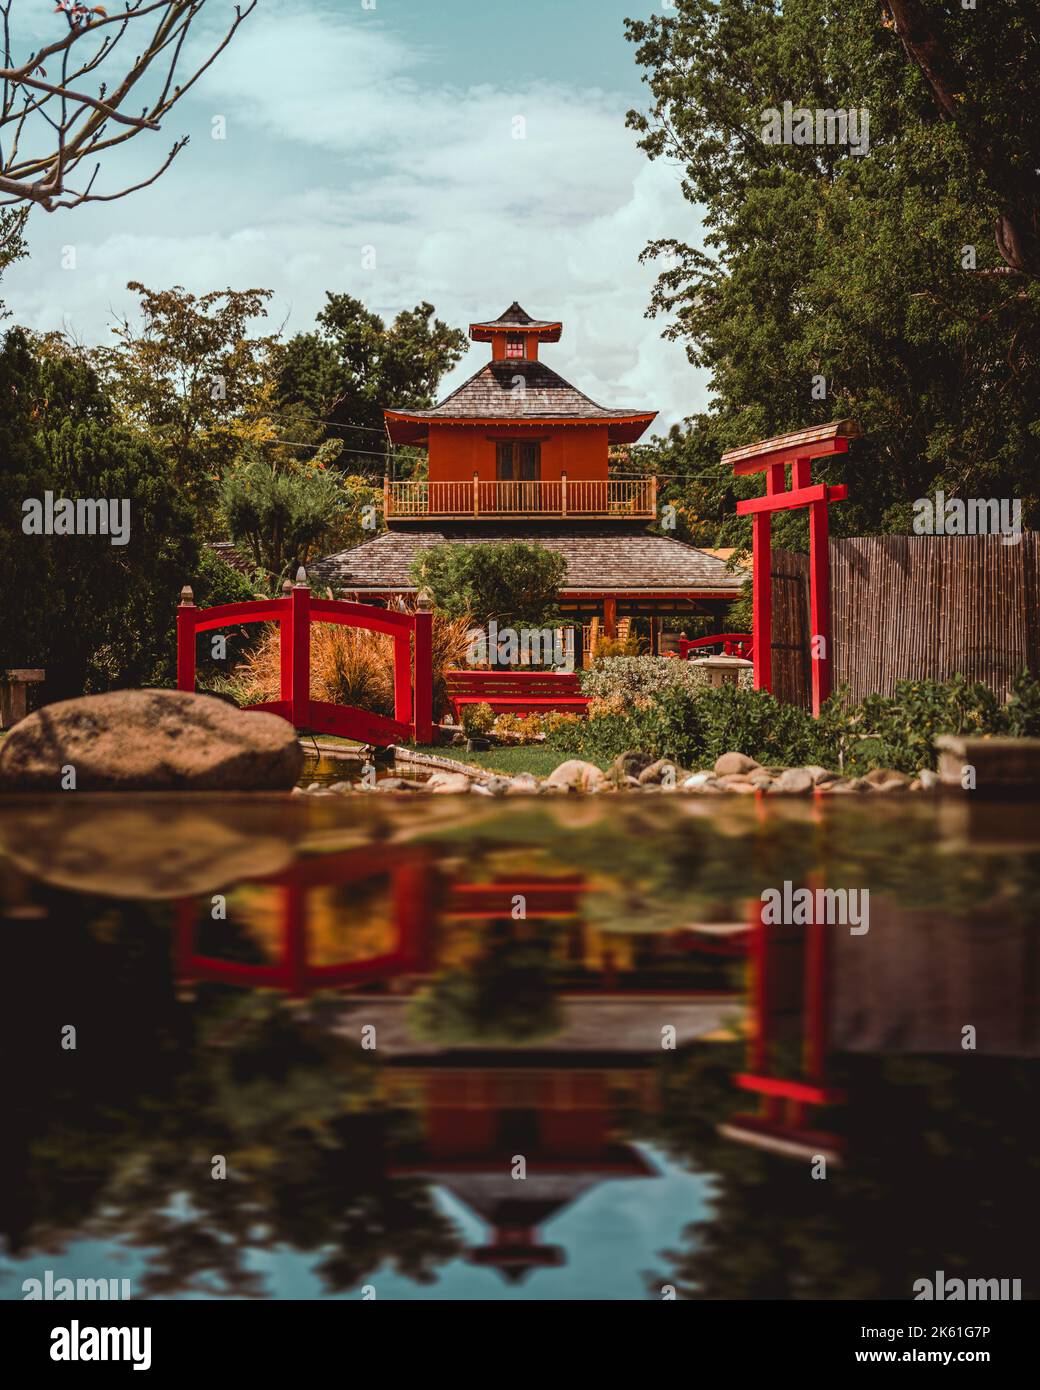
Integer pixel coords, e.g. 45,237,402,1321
445,669,589,720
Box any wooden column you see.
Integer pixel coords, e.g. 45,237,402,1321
290,574,311,729
176,585,196,692
808,498,831,715
751,513,772,693
394,632,413,725
603,596,618,639
413,606,434,744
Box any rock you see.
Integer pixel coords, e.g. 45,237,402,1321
776,767,814,794
478,775,513,797
817,777,858,794
637,759,679,786
863,767,911,789
507,773,540,795
450,732,467,747
717,774,756,790
306,782,322,792
545,759,607,793
749,772,775,791
425,771,473,794
681,771,714,789
328,780,353,794
0,689,303,792
917,768,939,790
376,776,423,791
714,752,760,777
802,765,833,785
612,751,656,780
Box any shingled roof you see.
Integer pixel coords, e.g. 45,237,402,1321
384,360,656,445
308,525,745,596
469,301,562,339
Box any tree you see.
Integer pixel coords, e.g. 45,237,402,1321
218,455,353,583
95,280,277,510
0,0,255,210
277,294,468,477
412,541,566,629
625,1,1040,552
0,327,208,699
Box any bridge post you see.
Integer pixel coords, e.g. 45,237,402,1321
394,633,413,725
176,585,196,692
413,589,434,744
290,568,311,729
280,578,293,704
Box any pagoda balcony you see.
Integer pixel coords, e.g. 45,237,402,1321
384,475,657,521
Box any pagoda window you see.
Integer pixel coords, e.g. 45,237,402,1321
505,334,525,359
496,440,540,480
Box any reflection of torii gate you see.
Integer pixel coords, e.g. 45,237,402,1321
721,893,846,1164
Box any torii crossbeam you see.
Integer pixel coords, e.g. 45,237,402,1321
723,420,860,715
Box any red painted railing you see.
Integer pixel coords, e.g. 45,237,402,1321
176,570,433,746
676,632,754,661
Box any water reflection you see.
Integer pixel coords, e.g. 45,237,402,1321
0,794,1037,1299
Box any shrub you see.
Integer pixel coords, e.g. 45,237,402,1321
549,671,1040,775
517,714,544,741
593,635,642,658
580,655,750,703
461,702,495,737
413,540,565,628
542,710,582,737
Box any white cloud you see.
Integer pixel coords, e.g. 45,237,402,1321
2,1,709,429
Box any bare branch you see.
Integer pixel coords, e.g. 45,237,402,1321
0,0,255,211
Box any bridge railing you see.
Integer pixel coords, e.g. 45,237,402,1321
176,570,433,745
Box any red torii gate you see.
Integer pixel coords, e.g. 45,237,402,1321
723,420,859,715
177,568,433,745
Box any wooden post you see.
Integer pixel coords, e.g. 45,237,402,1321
176,585,196,692
603,596,618,639
752,513,772,694
473,470,479,518
808,499,830,715
280,578,293,705
651,472,658,519
383,474,390,521
290,568,311,729
413,591,434,744
561,470,568,518
394,632,413,725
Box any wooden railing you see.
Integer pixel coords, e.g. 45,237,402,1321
384,474,657,519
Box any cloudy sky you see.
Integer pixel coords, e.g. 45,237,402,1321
3,0,708,431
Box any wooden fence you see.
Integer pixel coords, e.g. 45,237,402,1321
771,534,1039,708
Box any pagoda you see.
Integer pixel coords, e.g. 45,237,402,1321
310,302,743,647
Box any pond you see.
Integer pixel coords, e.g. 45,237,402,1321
0,791,1037,1301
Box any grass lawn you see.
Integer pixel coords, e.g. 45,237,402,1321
407,743,603,778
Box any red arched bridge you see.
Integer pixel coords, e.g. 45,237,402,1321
176,570,433,746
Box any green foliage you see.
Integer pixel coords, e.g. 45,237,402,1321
277,295,467,475
413,540,566,628
218,456,348,582
580,655,749,702
821,672,1040,775
550,672,1040,774
0,328,199,701
626,1,1040,548
460,702,495,737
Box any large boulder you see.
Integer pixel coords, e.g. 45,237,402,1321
545,759,607,793
0,689,303,791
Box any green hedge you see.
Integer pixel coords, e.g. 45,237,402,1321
547,672,1040,774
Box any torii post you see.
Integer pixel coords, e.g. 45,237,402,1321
723,420,859,715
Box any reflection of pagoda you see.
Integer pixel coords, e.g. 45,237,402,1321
171,849,735,1283
391,1070,656,1283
